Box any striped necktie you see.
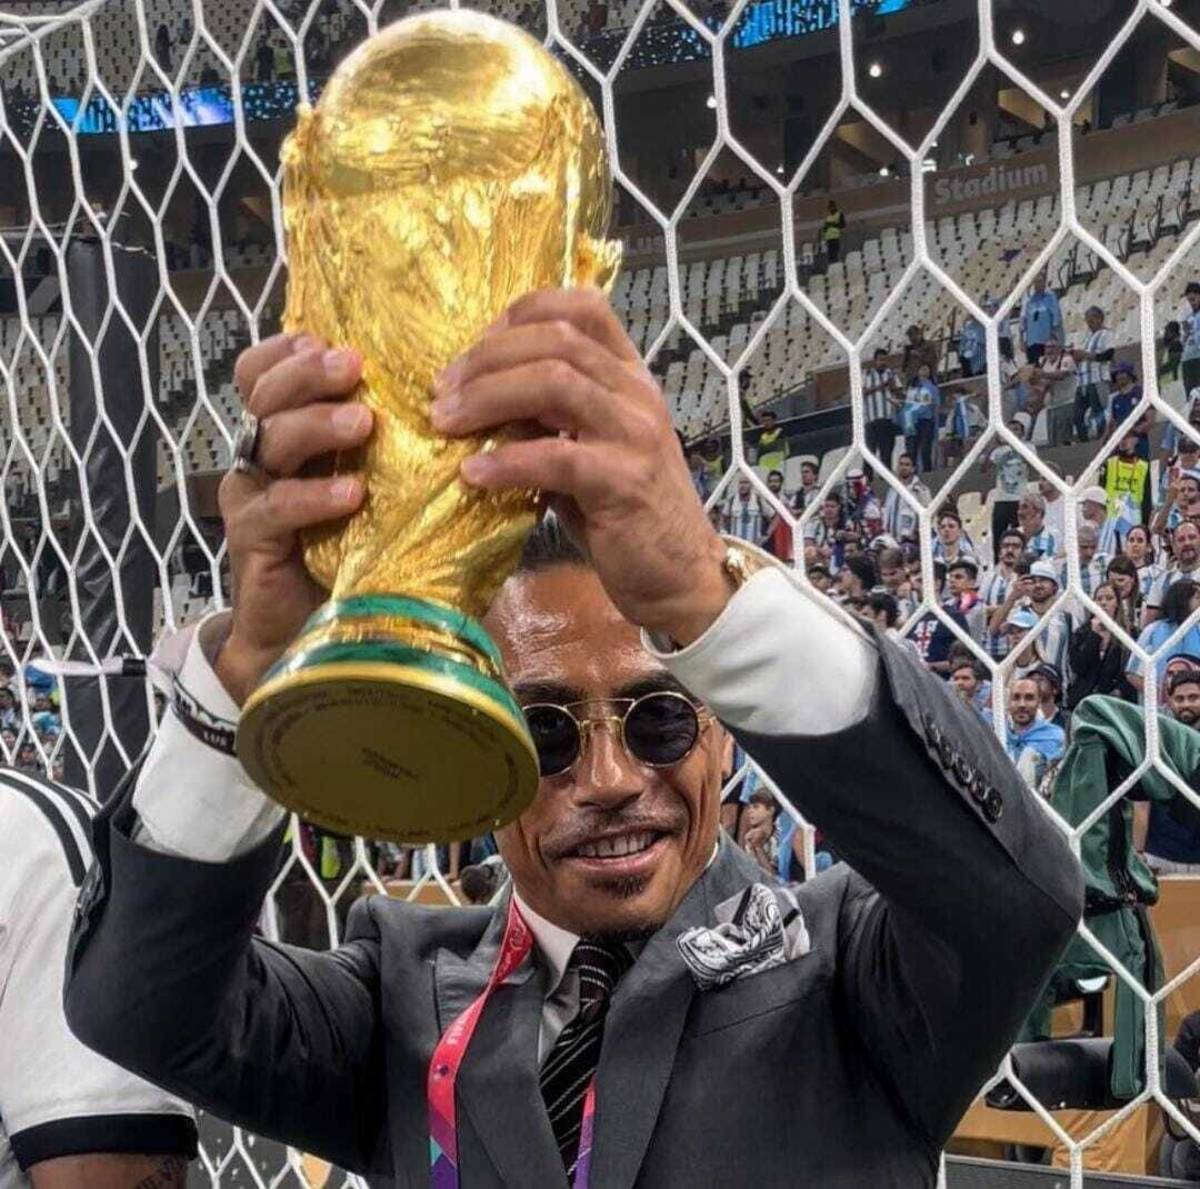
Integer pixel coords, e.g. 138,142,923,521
539,938,632,1174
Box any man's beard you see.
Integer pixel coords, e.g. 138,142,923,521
585,894,663,944
580,873,668,943
1176,709,1199,726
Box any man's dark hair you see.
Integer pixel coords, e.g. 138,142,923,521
1106,554,1137,582
767,469,784,483
873,347,887,360
747,788,776,809
518,515,589,573
947,558,978,578
1161,578,1198,627
877,546,905,571
947,642,972,666
866,591,898,627
950,655,983,680
1000,528,1026,549
459,863,499,905
845,555,878,589
1168,668,1200,697
937,506,962,527
897,452,913,465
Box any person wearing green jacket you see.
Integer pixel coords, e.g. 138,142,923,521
1022,695,1200,1099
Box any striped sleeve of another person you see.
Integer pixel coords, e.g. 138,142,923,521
0,767,196,1188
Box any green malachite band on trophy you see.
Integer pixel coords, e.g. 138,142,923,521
236,589,540,843
261,639,525,727
303,594,503,669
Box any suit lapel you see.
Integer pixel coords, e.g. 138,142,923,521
588,836,762,1189
433,902,507,1029
433,894,566,1188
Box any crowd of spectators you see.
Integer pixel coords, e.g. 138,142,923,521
0,654,64,781
693,273,1200,883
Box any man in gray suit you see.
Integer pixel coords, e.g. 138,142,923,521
65,289,1083,1187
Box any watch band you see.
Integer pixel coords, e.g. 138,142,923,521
719,536,778,590
722,543,760,590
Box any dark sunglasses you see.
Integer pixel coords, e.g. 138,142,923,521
521,692,712,778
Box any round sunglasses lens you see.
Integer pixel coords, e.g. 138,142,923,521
625,694,699,766
523,705,579,776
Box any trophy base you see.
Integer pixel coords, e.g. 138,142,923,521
236,596,538,843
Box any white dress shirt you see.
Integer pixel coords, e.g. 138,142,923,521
133,566,877,1047
512,893,584,1061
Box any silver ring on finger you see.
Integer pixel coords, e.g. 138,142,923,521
232,409,263,474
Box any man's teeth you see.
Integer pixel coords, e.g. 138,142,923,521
575,832,657,859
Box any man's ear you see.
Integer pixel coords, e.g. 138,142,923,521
719,723,733,773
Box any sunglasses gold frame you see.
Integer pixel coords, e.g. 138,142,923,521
521,692,713,777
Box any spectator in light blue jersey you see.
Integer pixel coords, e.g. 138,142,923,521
1006,675,1066,787
1016,491,1061,560
1180,281,1200,398
1020,272,1063,366
957,314,986,378
1128,578,1200,699
900,362,940,474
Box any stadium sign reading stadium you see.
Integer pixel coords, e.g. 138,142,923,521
932,162,1052,205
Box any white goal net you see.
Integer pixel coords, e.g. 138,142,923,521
3,0,1200,1183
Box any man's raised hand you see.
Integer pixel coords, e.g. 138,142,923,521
431,288,732,646
216,333,371,705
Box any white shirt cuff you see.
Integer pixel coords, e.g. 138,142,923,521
132,612,286,862
643,567,877,736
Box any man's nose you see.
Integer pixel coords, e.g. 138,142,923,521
573,720,645,811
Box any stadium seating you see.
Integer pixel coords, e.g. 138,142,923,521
4,141,1200,630
626,153,1200,437
5,149,1198,465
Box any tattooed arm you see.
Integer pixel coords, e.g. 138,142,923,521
30,1152,188,1188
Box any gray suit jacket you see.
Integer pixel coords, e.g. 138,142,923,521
65,629,1083,1187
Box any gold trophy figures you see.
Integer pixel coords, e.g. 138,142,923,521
236,9,622,842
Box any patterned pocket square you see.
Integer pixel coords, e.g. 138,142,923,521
676,882,811,991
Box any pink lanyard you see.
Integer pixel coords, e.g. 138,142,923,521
427,899,598,1189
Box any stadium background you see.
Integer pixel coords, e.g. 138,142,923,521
3,0,1200,1183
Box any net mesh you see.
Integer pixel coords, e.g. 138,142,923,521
3,0,1200,1183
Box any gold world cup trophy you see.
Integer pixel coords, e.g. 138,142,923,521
236,9,622,842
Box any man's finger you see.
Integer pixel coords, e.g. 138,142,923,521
437,320,623,400
233,332,312,400
245,346,363,418
230,474,365,544
458,436,610,501
432,360,608,438
217,464,269,523
501,288,642,365
256,402,374,477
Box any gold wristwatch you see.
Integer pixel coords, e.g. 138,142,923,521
664,537,776,651
720,536,777,591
